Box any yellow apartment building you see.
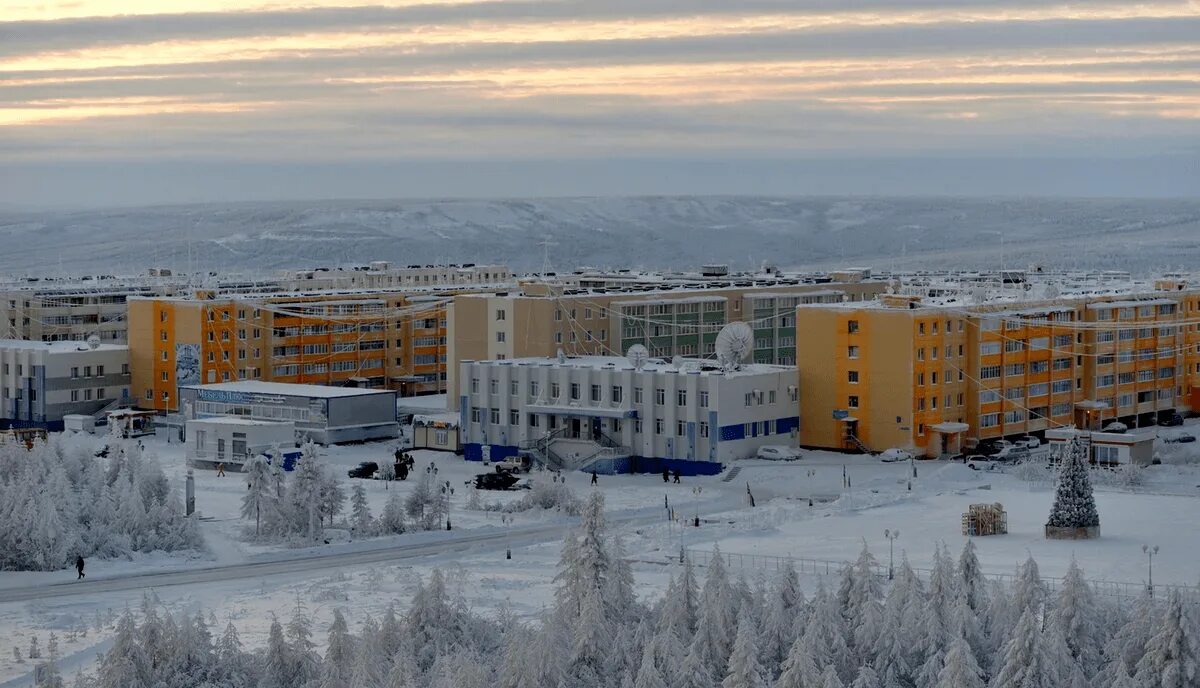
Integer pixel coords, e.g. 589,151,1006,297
129,290,461,412
798,283,1200,456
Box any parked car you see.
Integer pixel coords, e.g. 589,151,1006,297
756,445,803,461
993,446,1030,462
975,439,1012,457
1103,421,1128,434
473,472,521,490
1016,435,1041,449
1159,412,1184,427
495,455,532,473
1163,434,1196,444
347,461,378,479
878,448,914,463
967,458,1001,472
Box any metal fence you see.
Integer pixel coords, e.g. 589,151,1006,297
680,547,1199,603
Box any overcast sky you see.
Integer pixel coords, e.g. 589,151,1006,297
0,0,1197,207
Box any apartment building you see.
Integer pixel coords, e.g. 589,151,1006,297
0,339,131,430
448,276,887,409
128,288,468,412
459,355,798,475
0,280,170,343
797,279,1200,456
282,263,511,290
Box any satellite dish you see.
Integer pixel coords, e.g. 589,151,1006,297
626,344,649,371
86,335,101,350
715,322,754,371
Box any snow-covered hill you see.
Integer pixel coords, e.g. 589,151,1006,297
1,196,1198,276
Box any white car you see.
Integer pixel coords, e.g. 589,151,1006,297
756,445,803,461
878,448,914,463
1016,435,1041,449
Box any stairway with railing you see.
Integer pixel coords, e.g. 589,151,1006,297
518,426,570,470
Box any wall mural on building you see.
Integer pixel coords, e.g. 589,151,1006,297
175,344,200,388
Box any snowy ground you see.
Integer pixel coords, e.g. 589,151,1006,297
2,432,1200,685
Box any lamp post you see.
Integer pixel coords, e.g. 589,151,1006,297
1143,545,1159,597
442,480,453,530
885,529,900,580
692,485,702,527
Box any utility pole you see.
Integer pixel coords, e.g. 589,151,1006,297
885,529,900,580
1143,544,1159,597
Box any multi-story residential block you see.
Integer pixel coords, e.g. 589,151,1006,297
0,280,168,343
448,275,886,409
459,355,798,475
797,280,1200,456
281,263,511,291
0,339,131,430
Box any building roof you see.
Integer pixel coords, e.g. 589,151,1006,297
180,380,395,399
187,416,296,427
471,355,795,378
0,339,127,353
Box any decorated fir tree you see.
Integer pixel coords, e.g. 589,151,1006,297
1046,437,1100,531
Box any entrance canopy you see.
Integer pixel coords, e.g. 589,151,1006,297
931,422,970,433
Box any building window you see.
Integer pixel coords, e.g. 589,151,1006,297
70,367,78,379
496,309,506,321
847,346,859,359
634,387,643,403
489,408,500,424
612,386,623,403
655,388,665,405
571,383,580,400
677,390,687,406
70,390,79,402
768,390,776,403
496,332,506,343
510,410,519,425
551,382,561,399
591,384,601,402
699,390,709,407
470,407,481,423
848,395,859,409
655,419,664,435
471,378,479,393
699,422,709,438
847,320,859,334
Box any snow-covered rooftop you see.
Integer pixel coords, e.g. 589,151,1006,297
471,355,795,377
180,381,394,399
0,339,128,353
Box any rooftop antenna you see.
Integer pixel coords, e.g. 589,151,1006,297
715,322,754,372
539,234,558,279
625,344,649,371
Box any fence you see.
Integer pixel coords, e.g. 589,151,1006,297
680,547,1199,603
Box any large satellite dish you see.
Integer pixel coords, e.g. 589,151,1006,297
626,344,649,371
715,322,754,371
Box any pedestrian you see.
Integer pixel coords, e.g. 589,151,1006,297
394,448,403,464
75,555,85,580
591,471,598,485
216,462,225,477
662,468,670,483
673,469,681,484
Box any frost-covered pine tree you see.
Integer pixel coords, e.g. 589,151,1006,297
1053,557,1101,676
1133,591,1199,688
1046,437,1100,530
722,610,765,688
287,442,326,541
348,616,387,688
405,466,440,530
958,540,989,613
849,666,880,688
318,470,346,527
380,490,407,534
350,483,375,536
820,664,845,688
990,607,1061,688
317,609,355,688
758,560,805,677
935,637,985,688
634,642,669,688
241,453,276,537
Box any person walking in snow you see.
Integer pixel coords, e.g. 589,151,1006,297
673,469,681,484
662,468,670,483
591,471,598,485
216,462,225,477
75,556,85,580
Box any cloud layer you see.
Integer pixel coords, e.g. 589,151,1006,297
0,0,1196,203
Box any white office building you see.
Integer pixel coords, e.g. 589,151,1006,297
0,339,131,430
459,355,798,475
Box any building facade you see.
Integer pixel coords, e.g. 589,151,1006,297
0,339,131,430
448,276,886,410
459,356,798,475
797,282,1200,456
178,381,398,444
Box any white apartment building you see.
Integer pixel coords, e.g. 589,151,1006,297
459,355,798,475
0,339,131,430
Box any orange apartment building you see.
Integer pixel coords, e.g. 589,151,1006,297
129,289,464,412
797,281,1200,457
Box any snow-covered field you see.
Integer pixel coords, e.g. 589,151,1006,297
2,432,1200,685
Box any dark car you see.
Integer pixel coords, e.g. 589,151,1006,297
1163,434,1196,444
1159,413,1184,427
473,472,521,491
347,461,379,479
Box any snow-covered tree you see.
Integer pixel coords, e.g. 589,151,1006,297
241,453,276,537
1046,437,1100,530
1133,591,1199,688
349,483,375,536
990,607,1062,688
379,490,407,534
317,609,355,688
721,610,765,688
286,442,327,542
1053,558,1101,676
936,637,985,688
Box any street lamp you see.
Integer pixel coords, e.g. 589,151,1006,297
1143,545,1159,597
442,480,453,530
885,529,900,580
692,485,703,527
